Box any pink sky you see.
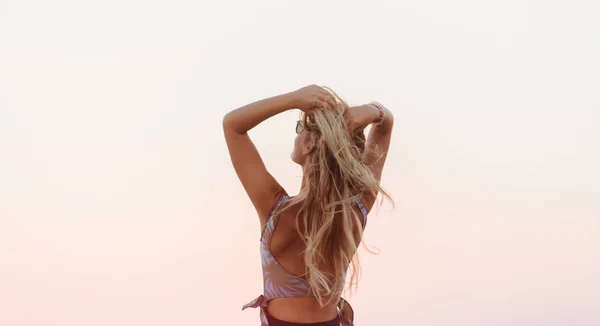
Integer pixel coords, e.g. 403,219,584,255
1,1,599,325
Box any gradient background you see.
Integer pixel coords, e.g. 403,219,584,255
1,0,599,325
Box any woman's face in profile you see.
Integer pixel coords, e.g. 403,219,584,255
291,120,311,165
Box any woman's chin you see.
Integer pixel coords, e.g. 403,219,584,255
291,153,301,165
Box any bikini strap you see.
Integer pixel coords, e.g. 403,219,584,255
260,194,289,242
354,198,368,227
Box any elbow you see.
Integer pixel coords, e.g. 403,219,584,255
222,111,244,134
384,108,394,128
222,112,230,129
222,111,234,131
384,108,394,123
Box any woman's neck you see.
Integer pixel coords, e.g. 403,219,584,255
300,164,309,191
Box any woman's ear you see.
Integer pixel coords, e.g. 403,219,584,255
302,138,315,155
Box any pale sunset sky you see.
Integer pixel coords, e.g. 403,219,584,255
1,0,599,325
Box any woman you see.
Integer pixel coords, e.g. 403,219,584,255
223,85,394,326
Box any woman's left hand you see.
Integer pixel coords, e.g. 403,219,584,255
344,104,380,134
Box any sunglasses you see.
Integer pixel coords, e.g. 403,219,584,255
295,120,305,134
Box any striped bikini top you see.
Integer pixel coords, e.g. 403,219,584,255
242,194,368,326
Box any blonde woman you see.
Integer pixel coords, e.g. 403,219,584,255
223,85,394,326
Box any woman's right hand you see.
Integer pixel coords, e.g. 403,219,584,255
289,85,338,114
344,104,381,134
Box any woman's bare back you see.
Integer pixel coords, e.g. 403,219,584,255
267,203,366,323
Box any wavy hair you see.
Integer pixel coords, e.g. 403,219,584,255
272,87,393,306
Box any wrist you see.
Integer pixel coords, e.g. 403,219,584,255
284,90,300,109
369,101,386,126
363,104,380,121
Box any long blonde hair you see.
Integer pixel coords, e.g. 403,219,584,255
273,87,393,306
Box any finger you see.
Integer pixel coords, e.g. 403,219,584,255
324,92,338,107
344,120,352,132
327,97,337,109
320,91,336,105
318,95,337,110
313,99,328,109
318,89,331,96
346,122,357,134
316,96,330,109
